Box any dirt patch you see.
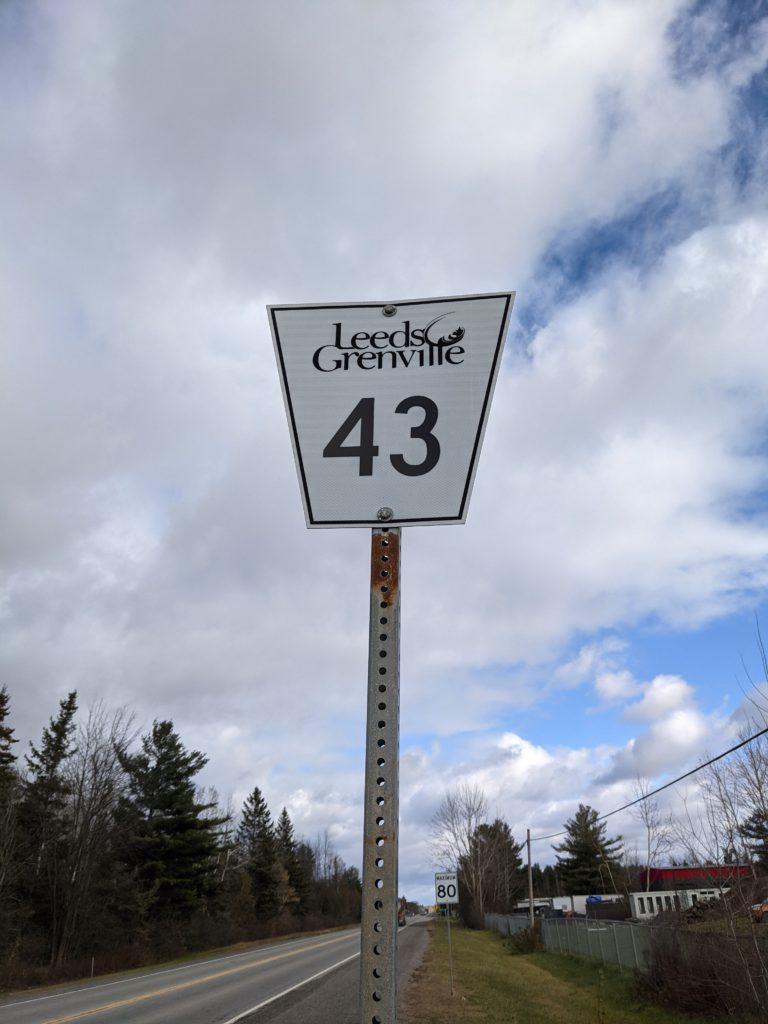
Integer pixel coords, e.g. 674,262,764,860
399,923,484,1024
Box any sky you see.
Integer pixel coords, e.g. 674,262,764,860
2,0,768,906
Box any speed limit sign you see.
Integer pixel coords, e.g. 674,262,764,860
269,292,514,527
435,871,459,904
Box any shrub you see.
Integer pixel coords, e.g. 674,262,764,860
637,922,768,1019
506,922,544,954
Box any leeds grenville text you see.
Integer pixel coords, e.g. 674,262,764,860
312,315,466,373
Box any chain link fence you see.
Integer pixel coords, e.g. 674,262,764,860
485,913,654,971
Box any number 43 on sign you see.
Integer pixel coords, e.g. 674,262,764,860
269,293,514,527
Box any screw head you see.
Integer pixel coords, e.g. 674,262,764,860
377,507,394,521
382,305,397,317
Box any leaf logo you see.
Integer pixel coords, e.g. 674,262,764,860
438,326,465,346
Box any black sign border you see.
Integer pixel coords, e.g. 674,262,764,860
269,292,514,528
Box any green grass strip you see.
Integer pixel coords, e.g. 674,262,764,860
402,919,712,1024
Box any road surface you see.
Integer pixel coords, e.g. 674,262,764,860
0,920,430,1024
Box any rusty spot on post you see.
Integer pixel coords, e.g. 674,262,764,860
371,529,400,599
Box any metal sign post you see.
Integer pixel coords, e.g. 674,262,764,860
436,868,460,995
434,871,459,999
446,905,455,997
360,526,401,1023
269,292,514,1024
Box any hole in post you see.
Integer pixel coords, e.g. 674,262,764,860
376,777,385,786
378,702,386,710
377,757,385,767
376,796,385,806
377,738,385,747
373,922,382,932
373,943,382,954
379,633,387,641
380,601,388,608
380,617,387,624
376,816,385,826
379,667,386,675
376,858,384,868
381,570,389,578
373,967,382,978
377,720,385,728
375,879,384,889
379,650,387,657
380,585,389,593
376,836,385,846
373,992,382,1002
378,684,386,693
374,900,383,910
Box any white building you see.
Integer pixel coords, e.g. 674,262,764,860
629,888,726,920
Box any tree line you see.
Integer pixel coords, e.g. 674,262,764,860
430,727,768,929
429,784,626,926
0,688,361,988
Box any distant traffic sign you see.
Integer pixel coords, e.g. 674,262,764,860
435,872,459,904
269,292,514,527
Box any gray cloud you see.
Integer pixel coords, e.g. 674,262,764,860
3,0,768,899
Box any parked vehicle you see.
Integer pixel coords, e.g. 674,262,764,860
398,896,407,927
751,898,768,923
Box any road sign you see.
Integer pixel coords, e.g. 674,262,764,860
435,871,459,904
269,292,514,528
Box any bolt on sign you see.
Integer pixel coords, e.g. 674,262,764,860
269,293,514,527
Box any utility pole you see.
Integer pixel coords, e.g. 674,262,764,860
527,828,534,928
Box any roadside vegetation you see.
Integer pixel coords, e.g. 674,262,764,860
0,688,361,991
425,714,768,1019
401,918,712,1024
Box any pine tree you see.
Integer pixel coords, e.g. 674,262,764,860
553,804,623,895
237,787,280,921
0,686,18,786
294,840,317,916
0,686,21,958
275,807,311,914
117,720,224,922
741,810,768,869
275,807,296,864
469,819,524,914
18,691,78,965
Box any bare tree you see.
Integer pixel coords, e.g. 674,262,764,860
429,783,489,917
55,703,136,966
631,777,673,890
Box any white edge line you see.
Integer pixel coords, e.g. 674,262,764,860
0,932,359,1010
219,951,360,1024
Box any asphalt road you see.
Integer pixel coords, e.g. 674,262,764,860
0,920,430,1024
251,917,430,1024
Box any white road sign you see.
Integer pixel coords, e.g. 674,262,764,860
434,872,459,904
269,292,514,528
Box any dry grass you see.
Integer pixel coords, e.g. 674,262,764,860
400,918,712,1024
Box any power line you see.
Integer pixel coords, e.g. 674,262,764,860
530,722,768,844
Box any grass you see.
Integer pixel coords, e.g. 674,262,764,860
400,918,711,1024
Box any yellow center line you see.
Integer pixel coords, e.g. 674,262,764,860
42,934,354,1024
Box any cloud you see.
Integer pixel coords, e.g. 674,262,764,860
625,674,695,721
554,637,627,688
596,670,641,703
